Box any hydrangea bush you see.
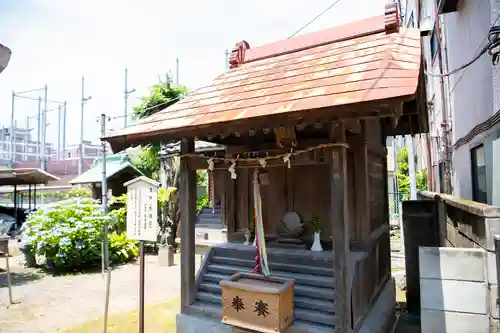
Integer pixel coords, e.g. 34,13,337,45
25,198,139,270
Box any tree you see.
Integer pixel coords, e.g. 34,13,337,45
132,76,188,180
395,145,428,200
132,76,187,249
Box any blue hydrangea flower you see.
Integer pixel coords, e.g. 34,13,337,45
59,237,71,246
75,240,84,250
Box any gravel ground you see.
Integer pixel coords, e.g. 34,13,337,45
0,253,202,333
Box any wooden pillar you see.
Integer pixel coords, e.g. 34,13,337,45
330,122,351,332
180,138,196,310
354,120,371,240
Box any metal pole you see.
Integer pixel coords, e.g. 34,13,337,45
5,252,12,305
101,114,109,269
124,68,128,128
176,58,179,84
123,69,135,128
40,84,48,171
406,135,418,200
79,76,85,175
494,235,500,315
139,241,145,333
225,49,229,70
25,116,29,161
9,91,15,168
37,97,41,161
57,105,62,160
103,268,111,333
62,101,67,159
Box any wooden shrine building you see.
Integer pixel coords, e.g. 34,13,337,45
104,4,427,333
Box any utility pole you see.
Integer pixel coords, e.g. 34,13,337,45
100,113,109,269
57,104,62,160
80,76,92,175
9,91,15,168
176,58,180,84
40,84,48,171
406,135,418,200
25,116,30,161
37,97,41,161
62,101,67,159
123,68,136,128
225,49,229,70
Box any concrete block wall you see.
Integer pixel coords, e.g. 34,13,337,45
419,246,498,333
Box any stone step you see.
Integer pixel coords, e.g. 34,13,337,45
197,283,335,313
206,264,335,289
188,301,336,332
212,246,333,268
199,207,221,214
196,216,222,224
210,256,333,277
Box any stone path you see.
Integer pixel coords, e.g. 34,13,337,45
0,254,202,333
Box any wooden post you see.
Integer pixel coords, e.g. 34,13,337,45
180,138,196,310
354,120,370,240
330,122,351,332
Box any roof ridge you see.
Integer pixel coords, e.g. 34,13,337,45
228,3,400,68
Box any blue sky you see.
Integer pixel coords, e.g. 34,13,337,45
0,0,386,146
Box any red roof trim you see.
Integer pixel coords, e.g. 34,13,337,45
229,41,250,69
384,2,400,33
242,15,386,65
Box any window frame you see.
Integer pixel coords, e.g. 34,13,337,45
471,144,487,204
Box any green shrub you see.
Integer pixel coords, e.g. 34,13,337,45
108,194,127,233
196,194,209,213
25,198,139,270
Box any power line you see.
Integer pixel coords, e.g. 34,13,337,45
425,24,500,77
288,0,343,39
109,1,344,132
448,12,500,95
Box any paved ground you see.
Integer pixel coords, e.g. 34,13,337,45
0,252,202,333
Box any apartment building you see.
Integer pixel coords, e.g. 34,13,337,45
64,141,102,160
403,0,500,205
0,126,55,162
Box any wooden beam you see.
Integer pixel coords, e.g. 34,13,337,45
180,138,196,310
329,122,351,332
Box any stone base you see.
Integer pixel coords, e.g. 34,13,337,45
158,245,174,267
176,313,333,333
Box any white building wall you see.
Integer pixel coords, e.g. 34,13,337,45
406,0,500,201
442,1,493,200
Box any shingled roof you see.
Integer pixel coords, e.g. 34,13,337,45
105,3,422,151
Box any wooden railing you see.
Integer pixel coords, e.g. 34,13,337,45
350,225,391,332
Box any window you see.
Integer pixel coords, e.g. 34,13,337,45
471,145,487,203
430,29,439,62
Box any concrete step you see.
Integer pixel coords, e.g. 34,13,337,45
206,263,335,288
212,246,334,268
199,207,221,215
210,256,334,277
197,282,335,313
196,216,222,224
188,301,336,332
